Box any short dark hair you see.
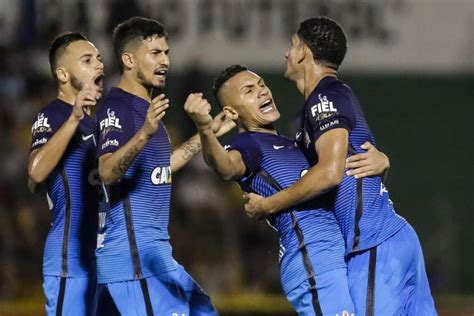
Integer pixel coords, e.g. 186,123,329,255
212,64,248,108
113,16,168,73
49,32,88,79
297,17,347,70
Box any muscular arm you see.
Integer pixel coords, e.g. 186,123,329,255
198,128,246,180
98,128,150,185
28,115,80,191
99,93,169,185
247,128,348,216
170,134,202,173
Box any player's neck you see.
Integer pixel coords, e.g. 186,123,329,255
57,86,76,106
302,64,337,100
117,73,151,102
242,124,278,135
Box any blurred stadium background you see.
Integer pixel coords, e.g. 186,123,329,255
0,0,472,315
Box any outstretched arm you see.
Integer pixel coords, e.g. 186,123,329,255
28,85,98,192
244,128,348,219
183,93,245,180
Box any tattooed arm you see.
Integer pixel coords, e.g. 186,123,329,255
170,134,201,173
99,132,150,185
99,94,169,185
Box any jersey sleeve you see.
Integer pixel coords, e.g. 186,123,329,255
96,103,134,158
30,106,67,152
226,133,262,176
305,89,356,143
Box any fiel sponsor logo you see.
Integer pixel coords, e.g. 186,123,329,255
100,108,122,135
32,113,52,135
311,94,337,117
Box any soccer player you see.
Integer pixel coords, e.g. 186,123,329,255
185,65,358,314
95,17,229,315
28,33,104,315
244,17,437,314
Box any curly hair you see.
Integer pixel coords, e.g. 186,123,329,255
297,17,347,70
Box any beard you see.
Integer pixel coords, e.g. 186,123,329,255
70,74,84,91
137,68,165,92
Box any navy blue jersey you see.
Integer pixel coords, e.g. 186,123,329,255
228,131,346,294
30,99,98,277
96,88,176,283
296,77,406,255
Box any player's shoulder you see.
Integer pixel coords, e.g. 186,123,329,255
319,78,353,101
34,99,70,123
98,88,131,117
229,131,262,148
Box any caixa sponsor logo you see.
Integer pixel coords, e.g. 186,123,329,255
151,166,172,185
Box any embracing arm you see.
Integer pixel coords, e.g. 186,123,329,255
346,141,390,182
245,128,348,218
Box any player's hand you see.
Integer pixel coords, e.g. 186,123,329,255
73,84,99,120
243,192,267,220
211,112,236,137
346,142,390,179
184,93,213,132
143,94,169,137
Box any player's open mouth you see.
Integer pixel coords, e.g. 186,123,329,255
259,99,275,114
94,74,104,91
154,68,168,77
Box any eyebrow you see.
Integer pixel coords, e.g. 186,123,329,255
80,53,93,59
239,78,263,91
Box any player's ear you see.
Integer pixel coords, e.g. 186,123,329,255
121,52,134,70
55,67,68,84
223,106,238,120
298,44,309,64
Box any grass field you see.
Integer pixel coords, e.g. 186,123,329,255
1,294,473,315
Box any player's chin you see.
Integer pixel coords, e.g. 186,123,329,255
262,111,280,124
152,79,166,89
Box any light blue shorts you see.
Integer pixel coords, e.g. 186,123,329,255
286,268,355,315
96,264,217,316
347,224,437,315
43,276,96,316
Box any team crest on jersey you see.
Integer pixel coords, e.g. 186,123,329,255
151,166,172,185
100,108,123,137
310,94,338,122
32,113,52,136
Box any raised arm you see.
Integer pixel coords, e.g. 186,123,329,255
171,95,236,173
28,86,98,192
184,93,245,180
244,128,348,219
98,94,168,185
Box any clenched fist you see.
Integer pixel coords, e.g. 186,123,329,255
184,93,213,132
